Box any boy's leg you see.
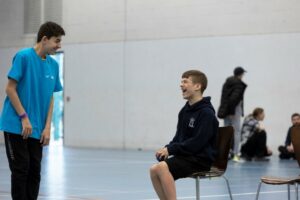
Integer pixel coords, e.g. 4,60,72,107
241,137,256,158
278,145,294,159
224,117,234,157
254,131,268,157
4,132,30,200
232,115,241,156
150,162,176,200
27,138,43,200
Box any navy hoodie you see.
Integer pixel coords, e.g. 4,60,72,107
166,97,219,162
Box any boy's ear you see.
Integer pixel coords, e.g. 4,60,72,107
195,83,202,92
41,36,48,42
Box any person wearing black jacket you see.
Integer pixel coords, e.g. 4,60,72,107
150,70,219,200
217,67,247,162
278,113,300,159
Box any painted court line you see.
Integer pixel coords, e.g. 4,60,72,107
0,193,103,200
142,189,294,200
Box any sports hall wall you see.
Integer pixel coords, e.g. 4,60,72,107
0,0,300,152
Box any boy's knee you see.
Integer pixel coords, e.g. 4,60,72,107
150,162,168,176
150,164,159,176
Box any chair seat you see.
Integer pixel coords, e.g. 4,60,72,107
261,176,300,185
191,167,225,178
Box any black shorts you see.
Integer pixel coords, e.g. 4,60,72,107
165,155,211,180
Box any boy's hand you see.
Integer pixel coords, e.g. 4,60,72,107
155,147,169,161
287,144,294,153
21,117,32,139
40,128,51,146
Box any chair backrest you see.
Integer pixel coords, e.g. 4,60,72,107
212,126,234,171
291,126,300,167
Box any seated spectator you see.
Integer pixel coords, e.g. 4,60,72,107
278,113,300,159
240,108,272,161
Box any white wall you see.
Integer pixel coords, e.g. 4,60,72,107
62,43,125,148
0,0,300,152
1,0,300,46
60,33,300,152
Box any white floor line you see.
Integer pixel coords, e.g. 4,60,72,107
142,189,295,200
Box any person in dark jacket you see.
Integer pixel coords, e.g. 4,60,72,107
217,66,247,162
150,70,219,200
278,113,300,159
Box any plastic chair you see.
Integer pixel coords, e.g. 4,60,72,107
190,126,234,200
255,126,300,200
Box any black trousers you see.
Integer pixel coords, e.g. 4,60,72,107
4,132,43,200
278,145,295,159
241,130,268,158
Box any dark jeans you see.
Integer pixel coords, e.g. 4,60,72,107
241,130,268,158
4,132,43,200
278,145,295,159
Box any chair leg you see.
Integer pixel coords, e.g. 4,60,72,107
288,184,290,200
222,175,233,200
255,182,262,200
295,183,298,200
195,176,200,200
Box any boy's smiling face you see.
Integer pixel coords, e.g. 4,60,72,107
43,36,62,55
180,76,201,100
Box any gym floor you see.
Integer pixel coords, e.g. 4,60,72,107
0,144,299,200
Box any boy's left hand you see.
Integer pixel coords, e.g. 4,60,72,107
40,128,51,146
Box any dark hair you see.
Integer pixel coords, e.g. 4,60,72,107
291,113,300,119
182,70,207,93
37,21,65,42
252,107,264,118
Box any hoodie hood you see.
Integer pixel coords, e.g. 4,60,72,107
186,96,216,114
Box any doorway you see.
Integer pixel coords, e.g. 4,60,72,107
50,52,64,145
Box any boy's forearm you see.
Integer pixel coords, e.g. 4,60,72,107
6,82,26,116
44,97,54,130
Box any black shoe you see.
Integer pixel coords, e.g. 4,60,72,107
278,146,286,153
241,154,252,161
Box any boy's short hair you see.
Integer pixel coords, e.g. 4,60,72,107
182,70,207,93
291,113,300,119
37,21,65,42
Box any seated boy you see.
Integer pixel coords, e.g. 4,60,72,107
278,113,300,159
149,70,219,200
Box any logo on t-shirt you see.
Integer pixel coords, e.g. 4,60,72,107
188,118,195,128
45,75,54,80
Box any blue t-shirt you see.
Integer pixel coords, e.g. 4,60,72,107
0,48,63,139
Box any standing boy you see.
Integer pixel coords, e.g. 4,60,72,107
0,21,65,200
150,70,219,200
217,66,247,162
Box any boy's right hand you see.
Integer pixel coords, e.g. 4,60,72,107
287,144,294,153
155,147,169,161
21,117,32,139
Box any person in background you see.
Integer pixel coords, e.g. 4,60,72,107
217,66,247,162
0,21,65,200
278,113,300,159
240,108,272,161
